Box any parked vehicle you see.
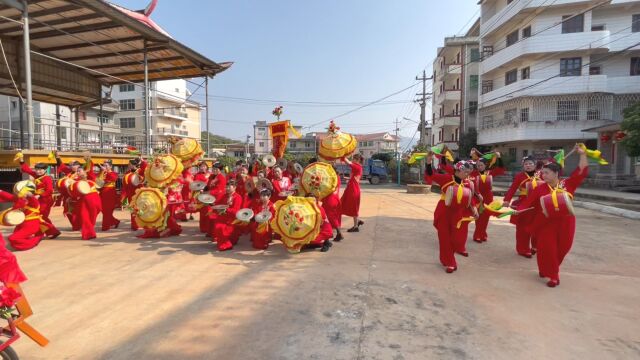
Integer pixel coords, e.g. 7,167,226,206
334,159,388,185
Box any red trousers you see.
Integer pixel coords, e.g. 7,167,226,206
473,209,491,241
433,201,465,268
78,193,102,240
38,196,53,223
535,216,575,281
322,194,342,230
199,208,209,233
214,222,240,251
64,197,80,231
100,187,120,231
250,222,271,249
8,219,59,251
515,210,537,255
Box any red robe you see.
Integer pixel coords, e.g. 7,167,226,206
0,233,28,283
210,192,242,251
271,176,292,202
517,167,588,281
250,201,275,250
194,171,211,233
341,162,362,217
309,206,333,246
0,190,59,251
504,171,542,255
20,163,54,223
469,167,505,242
165,189,184,236
177,169,194,221
98,169,120,231
322,176,342,230
57,164,81,230
121,165,145,230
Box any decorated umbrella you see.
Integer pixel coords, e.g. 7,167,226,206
144,154,184,188
271,196,323,253
318,120,357,161
300,162,338,199
131,187,168,229
170,138,204,167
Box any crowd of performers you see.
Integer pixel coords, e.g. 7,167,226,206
0,151,366,255
426,144,589,288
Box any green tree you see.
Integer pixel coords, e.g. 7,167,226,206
457,128,490,158
200,132,237,156
621,102,640,157
371,152,394,164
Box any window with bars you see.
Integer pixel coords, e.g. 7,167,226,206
631,57,640,76
505,69,518,85
562,14,584,33
504,108,517,124
120,99,136,110
521,67,530,80
633,14,640,33
98,114,110,124
482,115,494,129
560,57,582,76
482,46,493,59
506,30,519,47
119,84,135,92
482,80,493,94
587,108,600,120
557,100,580,121
589,65,602,75
520,108,530,122
119,117,136,128
522,26,532,38
469,101,478,115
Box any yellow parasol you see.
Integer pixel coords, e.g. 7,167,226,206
300,162,338,199
318,120,357,161
144,154,184,188
131,187,167,229
171,138,204,167
271,196,323,253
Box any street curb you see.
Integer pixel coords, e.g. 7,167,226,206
573,200,640,220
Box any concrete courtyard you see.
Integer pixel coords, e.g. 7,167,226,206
6,184,640,360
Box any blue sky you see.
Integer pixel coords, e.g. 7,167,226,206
115,0,479,144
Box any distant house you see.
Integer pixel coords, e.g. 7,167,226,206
353,132,400,159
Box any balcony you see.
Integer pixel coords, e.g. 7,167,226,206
481,31,611,75
155,108,189,120
436,89,461,104
477,118,607,145
607,76,640,94
479,75,608,107
156,128,190,137
437,63,462,80
433,115,461,127
481,0,591,37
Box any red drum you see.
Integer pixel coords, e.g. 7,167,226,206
474,174,492,189
524,179,540,195
444,184,472,208
124,173,142,187
68,180,92,198
540,191,575,218
57,177,73,197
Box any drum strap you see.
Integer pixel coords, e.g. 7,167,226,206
547,184,574,211
439,179,457,200
518,173,540,195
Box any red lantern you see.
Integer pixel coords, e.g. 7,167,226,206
600,133,611,144
614,131,626,141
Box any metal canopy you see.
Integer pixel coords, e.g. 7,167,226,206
0,0,232,107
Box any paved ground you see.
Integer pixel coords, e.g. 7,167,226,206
5,184,640,360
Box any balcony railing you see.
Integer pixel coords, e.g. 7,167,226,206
157,128,190,136
156,108,189,119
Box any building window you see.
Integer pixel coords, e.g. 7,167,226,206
520,108,529,122
633,14,640,33
11,101,17,109
560,57,582,76
591,25,605,31
78,111,87,121
522,149,529,158
631,57,640,76
60,129,67,140
504,108,517,124
259,142,265,147
506,30,519,47
470,75,479,88
469,101,478,115
119,84,135,92
305,142,311,148
482,115,494,129
557,100,579,121
509,147,516,159
587,108,600,120
98,114,109,124
562,14,584,34
521,67,530,80
482,80,493,94
119,99,136,110
589,65,602,75
470,48,480,62
505,68,518,85
482,46,493,59
522,26,532,38
119,117,135,128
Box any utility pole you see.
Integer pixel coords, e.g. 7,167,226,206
395,117,401,186
415,70,433,184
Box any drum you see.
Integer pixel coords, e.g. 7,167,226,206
189,181,207,191
540,191,575,218
13,180,36,197
262,154,277,168
68,180,91,197
525,180,539,195
197,193,216,204
123,173,141,187
444,185,472,208
0,209,25,226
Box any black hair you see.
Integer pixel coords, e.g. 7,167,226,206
227,180,237,187
308,158,317,164
34,163,48,170
543,162,561,174
260,188,272,197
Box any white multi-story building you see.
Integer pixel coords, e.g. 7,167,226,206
431,19,481,153
111,79,202,149
253,121,271,156
477,0,640,177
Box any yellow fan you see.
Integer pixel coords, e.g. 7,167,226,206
300,162,338,199
144,154,184,188
171,138,204,167
271,196,323,253
131,187,167,229
318,121,357,161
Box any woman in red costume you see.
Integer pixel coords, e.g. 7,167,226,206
515,145,588,287
340,154,364,232
270,166,292,202
303,194,333,252
55,155,82,230
426,154,479,273
502,156,541,258
194,161,211,233
176,167,194,222
250,189,275,250
210,180,243,251
121,158,146,230
74,167,102,240
322,171,343,242
470,153,505,243
97,160,120,231
19,161,54,224
0,184,60,251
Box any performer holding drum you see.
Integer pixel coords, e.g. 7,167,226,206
97,160,120,231
513,144,588,287
470,153,505,243
18,158,54,224
502,156,541,258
